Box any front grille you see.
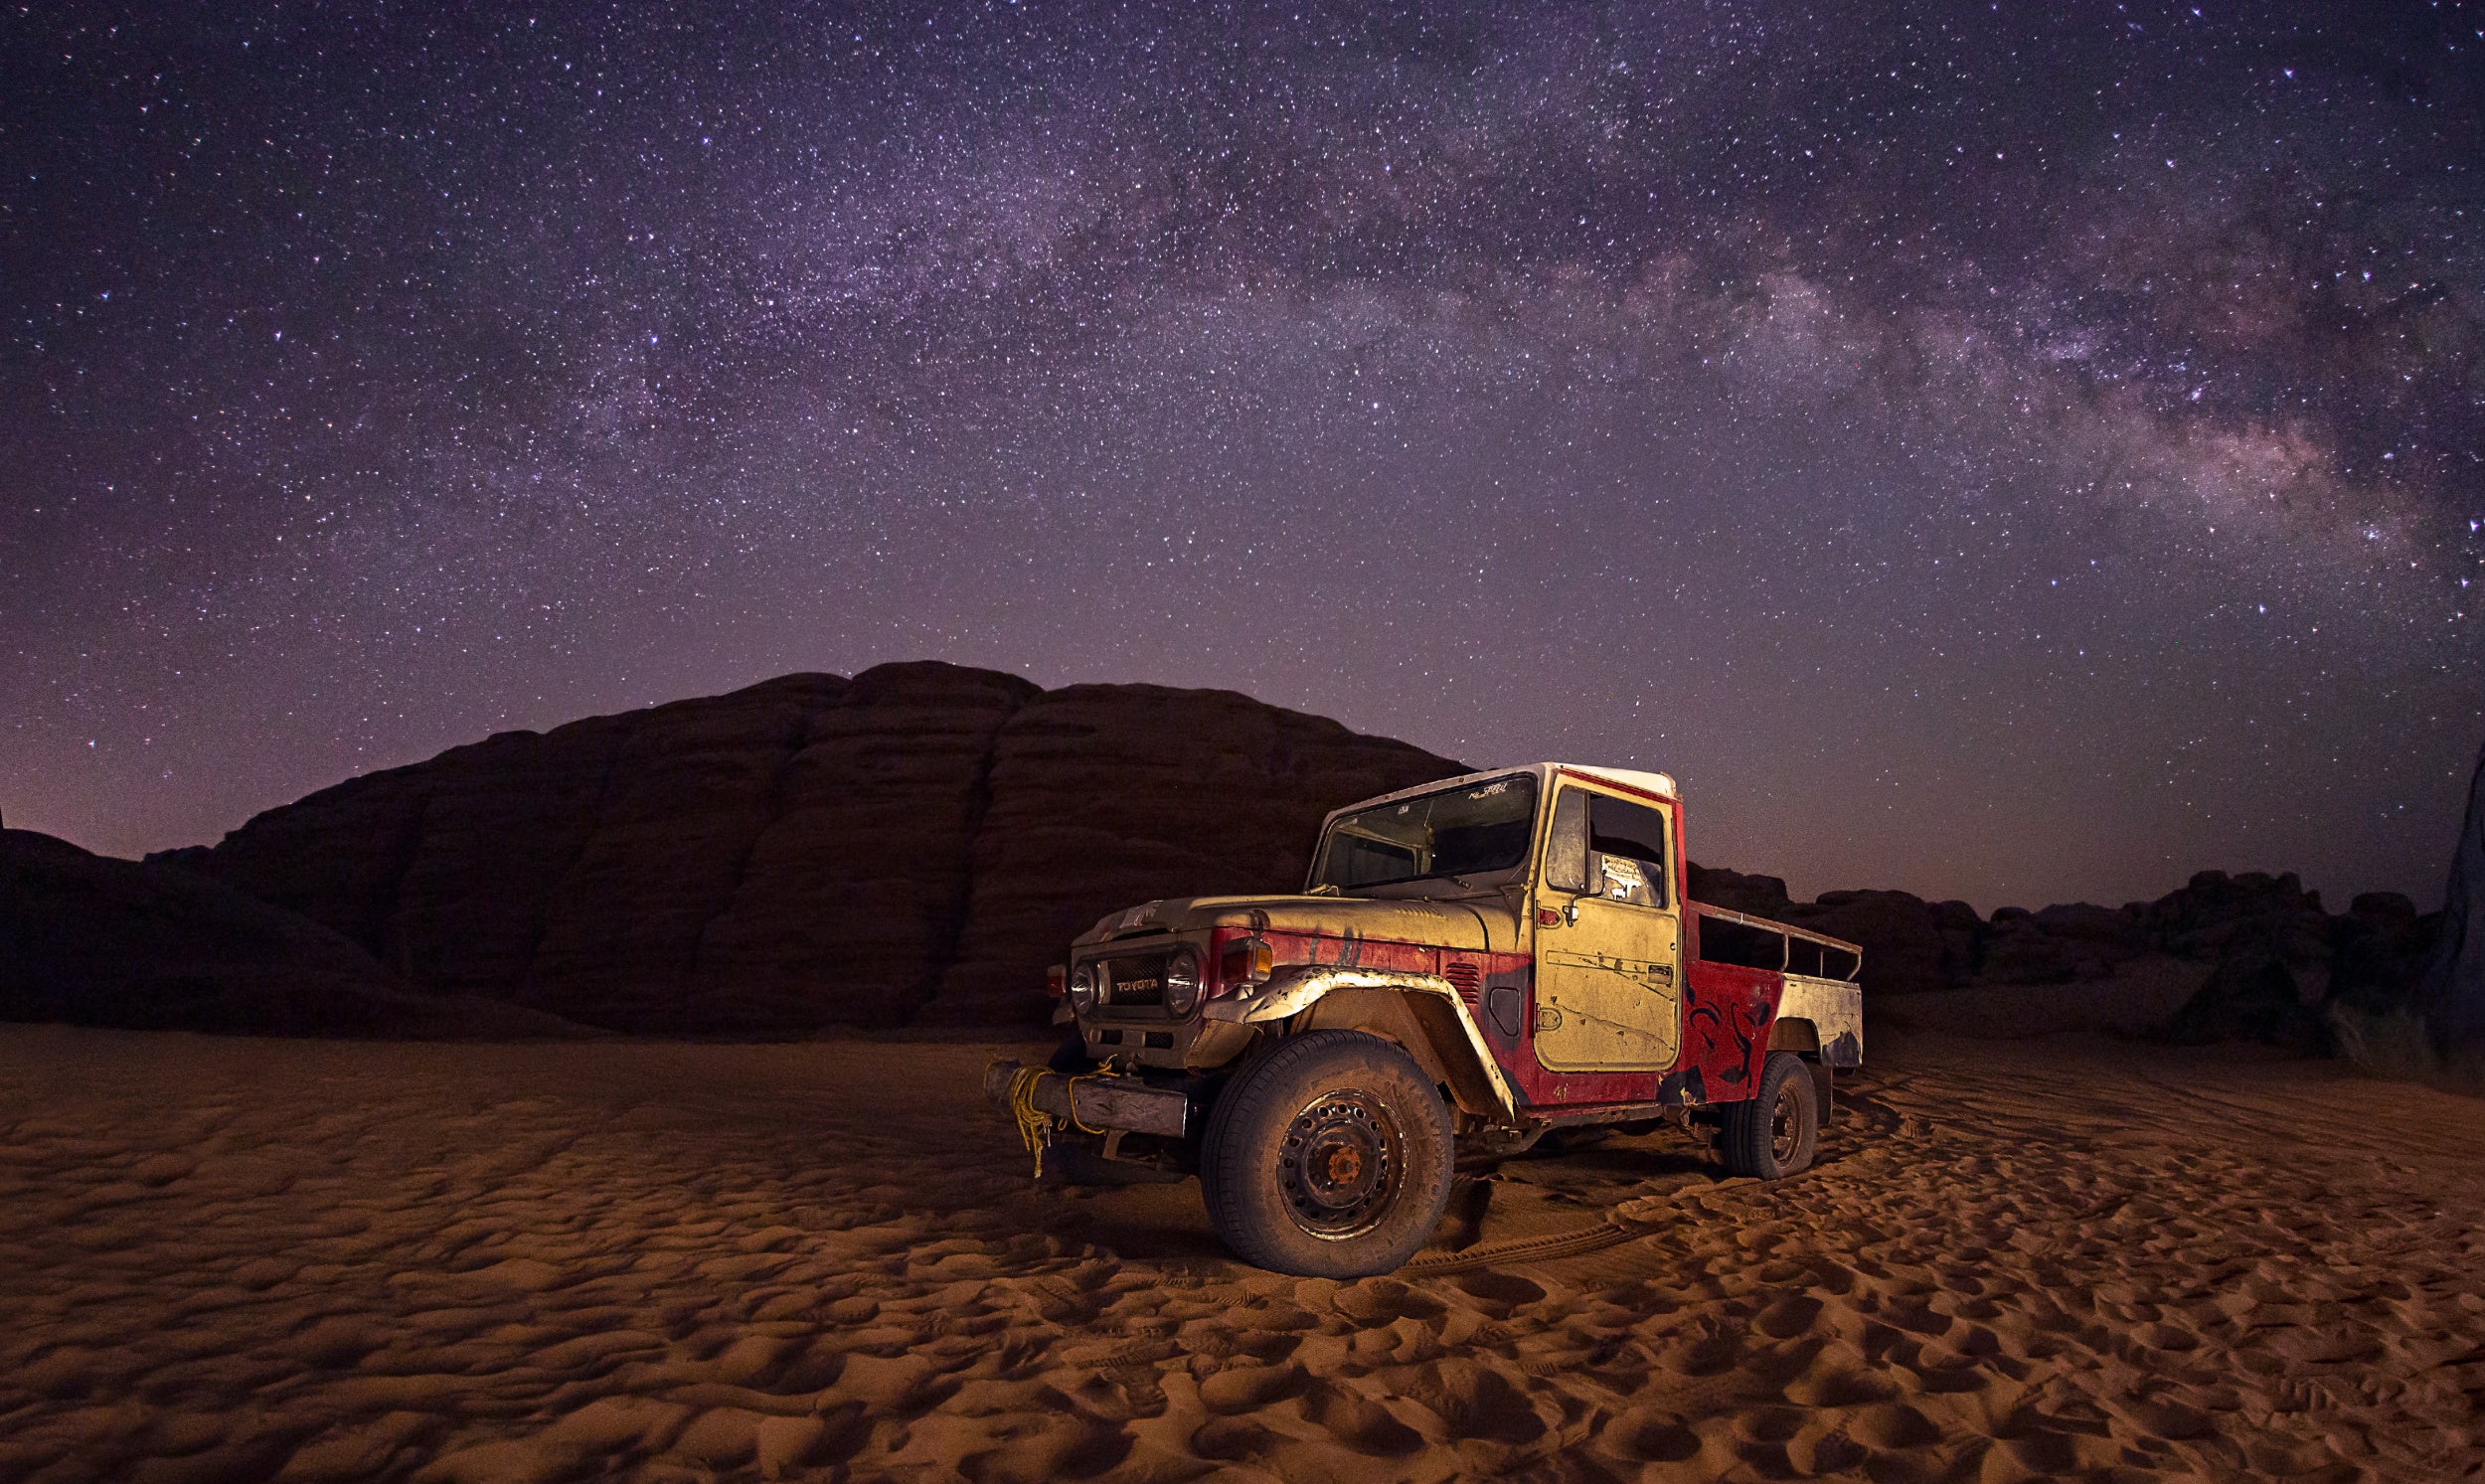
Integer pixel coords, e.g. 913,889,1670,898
1101,952,1169,1007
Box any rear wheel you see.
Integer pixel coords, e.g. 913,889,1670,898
1200,1030,1454,1277
1719,1051,1819,1179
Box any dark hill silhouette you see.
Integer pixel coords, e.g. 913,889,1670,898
1,828,593,1038
154,662,1468,1033
0,662,2460,1045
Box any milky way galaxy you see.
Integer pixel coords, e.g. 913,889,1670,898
6,1,2482,910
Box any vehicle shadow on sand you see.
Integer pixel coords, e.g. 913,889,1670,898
988,1084,1892,1274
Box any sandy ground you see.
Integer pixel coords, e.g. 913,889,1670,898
2,1023,2481,1483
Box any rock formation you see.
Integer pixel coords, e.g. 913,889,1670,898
1690,870,2149,999
1683,865,1792,920
167,662,1466,1033
2419,742,2485,1050
1778,890,1971,997
923,682,1476,1024
1,830,587,1038
17,666,2461,1048
1691,856,2447,1052
1980,903,2150,985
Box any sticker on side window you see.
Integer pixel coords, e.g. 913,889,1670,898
1600,856,1646,899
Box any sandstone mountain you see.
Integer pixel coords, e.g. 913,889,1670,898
0,829,590,1039
155,662,1466,1033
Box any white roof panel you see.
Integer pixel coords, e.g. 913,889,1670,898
1321,762,1679,826
1554,762,1678,799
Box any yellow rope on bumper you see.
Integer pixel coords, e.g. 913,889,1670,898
1003,1065,1111,1180
1005,1065,1054,1179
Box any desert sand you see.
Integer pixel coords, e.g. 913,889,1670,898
2,1022,2479,1483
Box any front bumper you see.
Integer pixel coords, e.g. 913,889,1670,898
983,1061,1192,1138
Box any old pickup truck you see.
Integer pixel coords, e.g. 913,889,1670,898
985,763,1863,1277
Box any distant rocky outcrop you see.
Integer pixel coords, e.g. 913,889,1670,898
1982,903,2152,985
1683,866,1792,920
1784,891,1975,999
1692,858,2444,1052
161,662,1466,1034
2419,742,2485,1050
2152,871,2340,1050
1,829,590,1038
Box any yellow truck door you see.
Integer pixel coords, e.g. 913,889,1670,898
1532,784,1683,1072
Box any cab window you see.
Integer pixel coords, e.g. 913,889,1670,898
1587,794,1669,907
1545,788,1590,894
1308,772,1541,892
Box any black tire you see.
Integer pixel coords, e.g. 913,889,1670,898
1719,1052,1820,1179
1199,1030,1455,1277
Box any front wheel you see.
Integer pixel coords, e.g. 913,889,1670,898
1719,1051,1820,1179
1200,1030,1454,1277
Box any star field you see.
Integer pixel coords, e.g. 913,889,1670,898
5,0,2481,910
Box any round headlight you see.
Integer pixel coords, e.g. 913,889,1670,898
1163,947,1202,1016
1068,964,1098,1012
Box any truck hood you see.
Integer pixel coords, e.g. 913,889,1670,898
1074,893,1519,955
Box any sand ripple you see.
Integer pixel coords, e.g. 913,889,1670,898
1,1024,2480,1481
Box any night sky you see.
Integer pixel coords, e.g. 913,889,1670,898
6,1,2481,912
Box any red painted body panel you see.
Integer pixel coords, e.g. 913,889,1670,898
1677,959,1778,1101
1241,927,1443,977
1215,930,1782,1112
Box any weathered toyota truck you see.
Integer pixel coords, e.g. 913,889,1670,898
985,763,1863,1277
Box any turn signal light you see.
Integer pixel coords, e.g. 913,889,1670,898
1220,936,1273,986
1045,964,1067,999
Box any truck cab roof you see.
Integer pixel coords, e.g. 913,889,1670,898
1319,762,1679,830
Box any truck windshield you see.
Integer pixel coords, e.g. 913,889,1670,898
1307,773,1542,892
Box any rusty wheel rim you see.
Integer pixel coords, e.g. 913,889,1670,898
1769,1078,1803,1165
1277,1088,1401,1239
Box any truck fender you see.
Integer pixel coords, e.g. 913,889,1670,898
1776,975,1865,1069
1764,1018,1839,1125
1768,1019,1820,1054
1204,966,1518,1119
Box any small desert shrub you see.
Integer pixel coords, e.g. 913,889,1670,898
2328,1003,2485,1098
